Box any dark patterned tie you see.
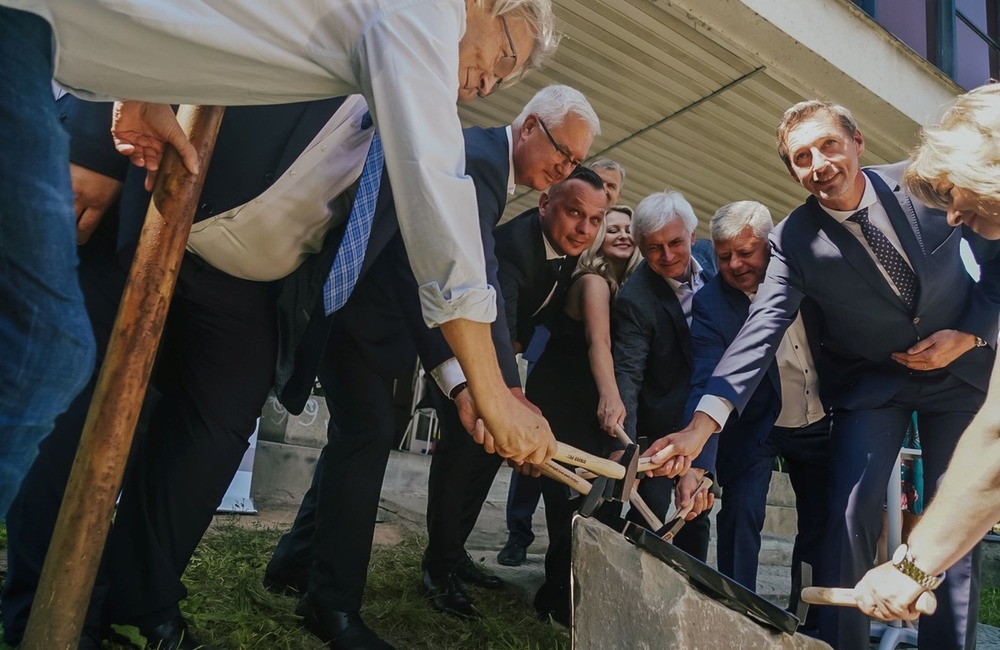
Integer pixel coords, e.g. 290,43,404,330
847,207,919,309
322,114,382,315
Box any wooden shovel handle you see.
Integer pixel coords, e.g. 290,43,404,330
801,587,937,615
553,442,625,480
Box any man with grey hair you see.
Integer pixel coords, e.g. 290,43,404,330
0,0,561,538
612,191,716,559
685,200,830,631
589,157,626,204
263,87,601,636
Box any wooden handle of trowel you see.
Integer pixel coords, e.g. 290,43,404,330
539,461,593,494
553,442,625,480
801,587,937,615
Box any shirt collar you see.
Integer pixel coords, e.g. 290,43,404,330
818,173,877,224
665,255,703,292
541,229,565,261
505,125,516,195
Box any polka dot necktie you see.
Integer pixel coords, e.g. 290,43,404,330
847,207,919,309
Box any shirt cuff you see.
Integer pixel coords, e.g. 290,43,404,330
429,358,467,398
696,395,734,432
417,283,497,328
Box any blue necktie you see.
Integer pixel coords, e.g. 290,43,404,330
322,119,382,315
847,207,919,309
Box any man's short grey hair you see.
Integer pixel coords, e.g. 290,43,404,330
632,191,698,245
512,84,601,138
709,200,774,243
589,158,626,185
482,0,560,76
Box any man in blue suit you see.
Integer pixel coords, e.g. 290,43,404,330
650,100,1000,650
686,199,830,630
263,86,601,645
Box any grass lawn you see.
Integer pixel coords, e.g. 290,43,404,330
0,521,568,649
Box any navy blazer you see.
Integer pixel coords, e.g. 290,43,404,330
613,260,716,470
685,274,824,478
706,163,1000,415
279,126,522,411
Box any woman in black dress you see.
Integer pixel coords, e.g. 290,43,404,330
527,205,640,623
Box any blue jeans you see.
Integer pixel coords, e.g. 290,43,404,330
0,7,96,516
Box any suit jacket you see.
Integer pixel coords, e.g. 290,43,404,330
494,209,578,349
279,126,522,411
685,274,823,478
613,260,716,470
706,163,1000,415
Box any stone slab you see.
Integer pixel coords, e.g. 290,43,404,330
571,516,830,649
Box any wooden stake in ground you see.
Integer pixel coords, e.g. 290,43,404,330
20,105,225,650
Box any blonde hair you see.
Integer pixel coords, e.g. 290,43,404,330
574,205,641,296
905,83,1000,210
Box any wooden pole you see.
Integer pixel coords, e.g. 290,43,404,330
21,104,225,650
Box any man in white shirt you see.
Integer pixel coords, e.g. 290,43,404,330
686,200,830,632
0,1,560,528
647,100,1000,650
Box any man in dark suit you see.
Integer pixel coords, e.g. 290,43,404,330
2,95,376,650
686,200,830,629
653,100,1000,650
613,190,717,560
262,87,602,644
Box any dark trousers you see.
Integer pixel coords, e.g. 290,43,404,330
110,254,280,626
716,416,830,626
308,333,400,611
503,472,542,548
818,371,983,650
1,227,124,643
1,248,279,638
424,384,505,579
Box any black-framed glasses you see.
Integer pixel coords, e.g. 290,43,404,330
538,118,582,168
481,16,518,97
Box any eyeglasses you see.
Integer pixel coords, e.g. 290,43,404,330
538,118,583,168
481,17,518,97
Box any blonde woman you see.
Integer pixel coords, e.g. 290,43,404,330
525,205,640,623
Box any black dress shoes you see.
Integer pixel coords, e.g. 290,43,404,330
456,553,503,589
262,570,307,597
422,570,479,620
140,615,216,650
298,593,396,650
496,540,527,567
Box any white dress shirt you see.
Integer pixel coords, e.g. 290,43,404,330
187,96,372,281
10,0,494,327
430,126,517,397
773,312,825,428
665,257,705,326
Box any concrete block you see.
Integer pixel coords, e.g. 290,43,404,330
258,394,289,442
763,504,798,538
766,471,796,509
258,393,328,449
251,440,320,505
571,516,828,649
